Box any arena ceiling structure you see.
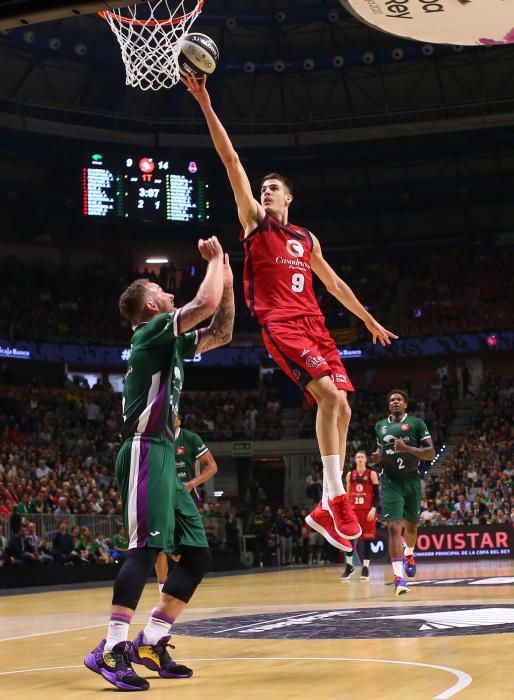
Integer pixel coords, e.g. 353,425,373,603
0,0,514,246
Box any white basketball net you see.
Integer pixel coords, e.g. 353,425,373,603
99,0,205,91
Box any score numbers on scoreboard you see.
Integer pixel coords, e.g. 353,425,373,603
82,153,210,223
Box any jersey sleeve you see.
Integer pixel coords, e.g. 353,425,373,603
179,330,199,359
191,432,209,460
417,419,432,443
136,312,179,348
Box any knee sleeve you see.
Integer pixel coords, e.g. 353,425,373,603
112,548,158,610
162,546,211,603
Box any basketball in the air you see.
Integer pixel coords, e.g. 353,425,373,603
178,33,219,78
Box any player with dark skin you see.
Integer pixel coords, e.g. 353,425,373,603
372,391,435,593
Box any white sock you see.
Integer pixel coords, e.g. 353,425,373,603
363,559,370,568
392,559,404,578
322,454,345,500
345,554,353,566
322,471,329,510
143,608,175,645
404,547,414,557
105,613,131,652
158,582,164,593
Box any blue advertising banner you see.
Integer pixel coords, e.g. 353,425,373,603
0,330,511,367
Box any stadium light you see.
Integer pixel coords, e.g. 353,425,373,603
145,257,169,264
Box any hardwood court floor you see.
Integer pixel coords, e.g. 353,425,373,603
0,560,512,699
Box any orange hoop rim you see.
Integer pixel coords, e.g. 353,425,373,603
98,0,204,27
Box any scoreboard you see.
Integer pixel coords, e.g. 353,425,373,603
82,152,210,222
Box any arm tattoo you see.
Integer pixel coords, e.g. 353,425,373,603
196,286,235,353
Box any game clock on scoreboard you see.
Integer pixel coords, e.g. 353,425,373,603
82,152,210,223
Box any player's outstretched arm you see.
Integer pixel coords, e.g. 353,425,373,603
310,235,398,347
181,74,264,231
178,237,224,333
196,253,235,353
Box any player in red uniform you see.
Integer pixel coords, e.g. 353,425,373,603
183,74,397,551
340,451,380,581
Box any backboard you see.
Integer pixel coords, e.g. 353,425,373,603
0,0,146,30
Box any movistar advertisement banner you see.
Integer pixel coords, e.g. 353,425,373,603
370,524,513,561
414,525,513,560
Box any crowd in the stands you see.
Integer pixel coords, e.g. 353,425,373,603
396,250,514,337
420,374,514,526
0,382,279,566
180,389,283,441
1,369,512,567
1,249,512,347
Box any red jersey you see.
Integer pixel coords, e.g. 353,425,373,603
348,468,374,511
240,214,324,325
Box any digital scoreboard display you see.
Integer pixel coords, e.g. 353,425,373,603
82,153,210,222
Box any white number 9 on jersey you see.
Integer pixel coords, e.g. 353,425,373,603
291,272,305,293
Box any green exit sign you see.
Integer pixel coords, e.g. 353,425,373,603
232,441,253,457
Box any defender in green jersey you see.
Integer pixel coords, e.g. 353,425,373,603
372,390,435,596
173,415,217,490
117,315,203,554
85,237,235,692
155,415,218,589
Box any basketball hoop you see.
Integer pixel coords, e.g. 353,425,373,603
99,0,205,91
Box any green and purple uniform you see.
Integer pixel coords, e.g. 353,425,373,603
175,427,208,483
375,414,431,524
115,310,207,553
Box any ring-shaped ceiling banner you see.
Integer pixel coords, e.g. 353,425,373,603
339,0,514,46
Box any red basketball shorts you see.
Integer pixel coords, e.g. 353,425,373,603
353,509,377,541
262,315,354,402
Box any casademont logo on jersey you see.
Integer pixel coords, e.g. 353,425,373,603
275,239,310,271
286,239,304,258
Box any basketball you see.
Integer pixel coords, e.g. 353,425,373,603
178,33,219,78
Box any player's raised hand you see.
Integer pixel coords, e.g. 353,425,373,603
364,317,399,346
223,253,233,288
198,236,223,262
180,73,211,108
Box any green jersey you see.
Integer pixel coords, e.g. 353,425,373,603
112,532,129,550
175,427,209,483
375,414,431,475
121,312,198,439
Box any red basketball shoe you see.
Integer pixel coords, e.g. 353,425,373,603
328,494,362,540
305,502,352,552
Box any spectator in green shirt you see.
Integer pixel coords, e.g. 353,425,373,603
111,525,129,562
